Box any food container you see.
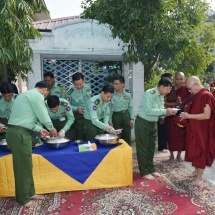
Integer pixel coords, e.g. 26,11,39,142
44,137,71,149
115,129,123,134
94,134,119,146
74,140,83,144
78,141,97,152
0,139,10,152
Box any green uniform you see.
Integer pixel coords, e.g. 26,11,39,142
46,98,74,138
110,89,134,145
202,83,210,91
135,87,166,176
84,94,110,140
6,88,54,205
0,94,17,139
49,82,66,98
66,83,91,139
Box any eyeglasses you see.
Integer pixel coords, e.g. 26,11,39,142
164,86,172,90
187,83,196,91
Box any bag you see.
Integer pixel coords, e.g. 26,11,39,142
173,94,193,128
173,115,189,128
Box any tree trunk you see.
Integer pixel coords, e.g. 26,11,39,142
1,62,8,83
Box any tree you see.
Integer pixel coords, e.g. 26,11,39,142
81,0,215,81
0,0,48,82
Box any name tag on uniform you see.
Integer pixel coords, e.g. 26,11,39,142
59,117,65,122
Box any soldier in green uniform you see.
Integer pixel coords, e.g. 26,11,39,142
65,72,91,140
110,75,134,145
44,72,66,98
46,95,75,138
84,84,116,140
0,82,17,138
6,81,57,206
135,78,177,180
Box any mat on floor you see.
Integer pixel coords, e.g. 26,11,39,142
1,158,215,215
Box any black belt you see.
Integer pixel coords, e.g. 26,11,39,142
85,118,104,121
113,110,128,114
8,125,32,133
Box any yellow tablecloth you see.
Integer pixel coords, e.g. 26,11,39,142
0,140,132,197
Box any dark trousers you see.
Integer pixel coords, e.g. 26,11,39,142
73,113,86,140
85,119,104,140
52,118,71,139
157,119,168,151
6,127,35,205
112,111,131,145
135,116,157,176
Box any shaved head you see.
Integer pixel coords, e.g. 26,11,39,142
186,76,202,94
187,76,200,86
174,72,185,87
175,72,185,78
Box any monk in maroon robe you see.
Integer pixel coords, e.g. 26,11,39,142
180,76,215,186
166,72,190,161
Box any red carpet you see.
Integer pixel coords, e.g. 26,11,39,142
1,158,215,214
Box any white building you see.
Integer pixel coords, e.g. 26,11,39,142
29,17,145,139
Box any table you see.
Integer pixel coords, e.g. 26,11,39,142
0,140,132,197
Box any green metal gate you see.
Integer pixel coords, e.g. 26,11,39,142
43,59,122,95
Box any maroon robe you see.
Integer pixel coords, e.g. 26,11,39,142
185,88,215,168
167,85,190,151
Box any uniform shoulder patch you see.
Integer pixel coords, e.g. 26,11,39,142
14,94,18,99
86,88,91,92
57,83,63,87
66,96,70,101
125,89,131,93
94,99,100,105
92,105,97,110
60,101,68,107
66,106,71,111
67,88,74,95
150,90,155,94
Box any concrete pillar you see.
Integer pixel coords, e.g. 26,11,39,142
123,61,144,141
28,54,42,89
124,62,144,116
17,74,23,93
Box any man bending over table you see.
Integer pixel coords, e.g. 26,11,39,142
46,95,74,139
6,81,57,207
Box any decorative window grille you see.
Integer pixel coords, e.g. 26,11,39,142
43,59,122,95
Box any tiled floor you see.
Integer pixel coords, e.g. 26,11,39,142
131,142,215,185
